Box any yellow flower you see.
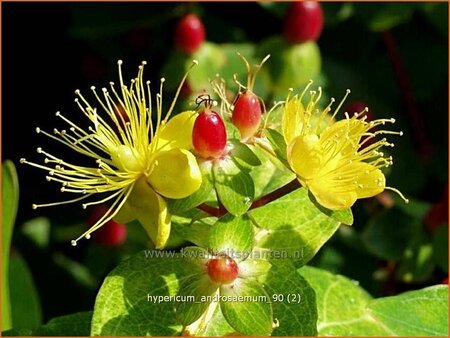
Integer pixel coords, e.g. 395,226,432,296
21,60,202,249
282,82,408,210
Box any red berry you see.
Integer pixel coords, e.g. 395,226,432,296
175,14,205,54
283,1,324,44
87,205,127,246
193,108,227,159
232,91,262,139
207,255,239,284
442,277,449,284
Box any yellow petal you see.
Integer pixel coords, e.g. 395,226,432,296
353,162,386,199
148,148,202,199
114,198,136,223
153,110,198,151
307,176,358,210
306,161,385,210
116,177,171,249
287,134,322,181
282,97,305,144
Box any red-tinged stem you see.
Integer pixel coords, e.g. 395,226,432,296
249,179,300,210
381,30,433,161
197,179,300,217
197,203,223,217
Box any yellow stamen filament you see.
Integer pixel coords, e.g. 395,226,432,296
22,60,198,245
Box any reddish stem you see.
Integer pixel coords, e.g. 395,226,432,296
197,179,300,217
381,30,433,161
249,179,300,210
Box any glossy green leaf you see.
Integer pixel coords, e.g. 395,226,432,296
190,302,235,336
300,266,449,336
2,160,19,330
9,253,42,330
176,274,218,326
213,157,255,216
172,215,216,248
368,286,448,336
228,140,261,169
264,128,288,165
209,214,254,257
262,261,318,336
91,251,201,336
220,279,273,336
250,144,295,199
239,259,271,278
249,188,349,266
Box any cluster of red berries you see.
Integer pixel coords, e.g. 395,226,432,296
192,89,263,159
82,2,325,245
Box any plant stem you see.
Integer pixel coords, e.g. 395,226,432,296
197,179,300,217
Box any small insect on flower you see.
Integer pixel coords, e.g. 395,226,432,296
281,81,409,210
21,60,202,249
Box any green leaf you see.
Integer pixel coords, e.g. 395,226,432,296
91,251,201,335
239,259,271,278
176,274,218,326
300,266,449,336
9,253,42,330
213,157,255,216
209,214,254,257
172,215,216,248
190,302,235,336
250,145,296,199
262,261,318,336
228,140,261,169
2,160,19,330
249,188,347,266
220,279,273,336
2,328,33,336
368,286,448,336
264,128,288,165
34,311,92,336
299,266,387,335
